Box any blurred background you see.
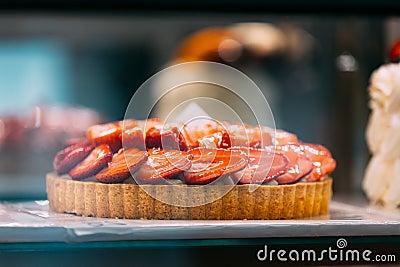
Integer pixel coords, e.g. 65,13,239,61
0,7,399,199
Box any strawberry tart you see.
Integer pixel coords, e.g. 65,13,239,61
47,118,335,219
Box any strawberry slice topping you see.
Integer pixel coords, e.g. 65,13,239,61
224,125,297,149
145,127,181,150
69,144,113,180
95,148,148,183
180,118,223,149
232,149,289,184
135,148,192,183
301,143,336,182
273,129,298,145
197,130,231,149
245,126,273,148
272,144,314,184
138,118,163,132
184,148,248,185
87,122,123,153
121,127,145,150
53,119,336,186
53,143,95,175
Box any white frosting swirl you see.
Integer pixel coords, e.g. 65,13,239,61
363,63,400,208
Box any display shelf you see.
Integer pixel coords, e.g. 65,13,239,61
1,200,399,266
0,200,399,243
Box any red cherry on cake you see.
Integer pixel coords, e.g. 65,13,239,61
389,39,400,63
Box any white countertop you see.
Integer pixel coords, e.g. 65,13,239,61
0,200,399,243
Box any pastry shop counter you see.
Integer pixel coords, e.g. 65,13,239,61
0,199,400,266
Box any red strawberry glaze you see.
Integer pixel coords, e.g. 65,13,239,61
53,143,94,175
184,148,247,184
135,148,192,183
69,144,113,180
232,149,289,184
96,147,148,183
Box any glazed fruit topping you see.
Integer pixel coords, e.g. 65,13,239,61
135,148,192,183
95,148,148,183
272,128,298,145
184,148,248,184
87,122,123,153
300,143,336,182
69,144,113,180
180,118,224,149
53,118,336,185
242,125,273,148
145,126,181,150
272,144,314,184
232,149,289,184
197,130,231,149
121,127,145,150
53,143,95,175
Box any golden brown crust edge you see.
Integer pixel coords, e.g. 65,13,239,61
46,173,332,220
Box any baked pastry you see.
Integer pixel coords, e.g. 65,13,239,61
47,118,335,219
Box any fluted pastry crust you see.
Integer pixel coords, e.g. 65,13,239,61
47,172,332,220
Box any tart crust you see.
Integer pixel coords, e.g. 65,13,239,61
46,172,332,220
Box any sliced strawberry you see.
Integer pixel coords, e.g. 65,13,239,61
225,124,250,147
135,148,192,183
69,144,113,180
86,122,122,153
180,118,223,149
177,130,190,151
197,130,231,149
145,127,181,150
95,147,148,183
301,143,336,182
184,148,247,185
121,127,145,150
225,124,274,148
232,149,289,184
116,119,140,130
53,143,94,174
138,118,163,132
272,144,314,184
273,129,298,145
260,127,298,146
246,126,273,148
